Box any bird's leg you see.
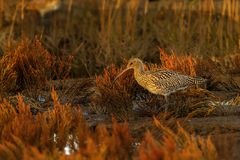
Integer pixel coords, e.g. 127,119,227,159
40,16,45,39
164,95,168,112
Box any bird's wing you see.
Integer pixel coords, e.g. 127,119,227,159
145,70,195,94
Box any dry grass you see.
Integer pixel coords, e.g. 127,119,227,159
213,54,240,74
0,37,75,95
138,118,217,160
0,0,239,76
0,91,218,159
0,89,87,154
159,48,197,76
0,0,239,159
197,54,240,91
92,53,218,119
4,95,47,114
0,38,52,93
212,133,239,160
92,64,137,120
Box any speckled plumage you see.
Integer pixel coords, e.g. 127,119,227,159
114,58,207,109
134,69,206,97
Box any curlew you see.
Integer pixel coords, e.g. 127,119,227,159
26,0,61,18
113,58,207,111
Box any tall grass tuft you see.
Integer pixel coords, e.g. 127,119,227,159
0,91,218,159
0,37,52,93
2,0,239,76
138,118,217,160
93,56,216,118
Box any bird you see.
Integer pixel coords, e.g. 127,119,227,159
113,58,207,112
26,0,61,18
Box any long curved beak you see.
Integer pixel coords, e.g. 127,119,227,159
113,67,133,84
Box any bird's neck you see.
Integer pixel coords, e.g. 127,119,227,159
134,65,144,78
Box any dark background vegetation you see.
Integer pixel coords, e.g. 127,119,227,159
0,0,240,159
1,0,239,77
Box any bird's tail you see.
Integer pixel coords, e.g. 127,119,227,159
192,77,207,88
194,77,207,84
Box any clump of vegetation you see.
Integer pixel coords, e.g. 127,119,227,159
93,51,217,119
92,64,137,120
0,0,239,159
0,37,75,96
0,55,17,93
0,91,218,159
1,0,239,76
159,49,197,76
196,54,240,92
0,38,52,93
138,118,217,160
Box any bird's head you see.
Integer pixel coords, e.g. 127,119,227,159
126,58,144,71
113,58,144,84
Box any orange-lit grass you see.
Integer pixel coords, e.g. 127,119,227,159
0,89,84,151
93,54,216,119
0,37,52,92
2,0,239,77
0,37,75,94
159,48,197,76
0,56,16,93
0,90,218,159
93,64,140,120
0,89,133,159
158,49,240,91
138,118,217,160
75,118,133,159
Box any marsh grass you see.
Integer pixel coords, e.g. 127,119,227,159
138,118,217,160
200,54,240,91
0,0,239,76
0,0,239,159
0,37,76,95
159,48,197,76
92,64,137,120
0,91,218,159
93,51,219,119
5,95,47,114
0,38,52,93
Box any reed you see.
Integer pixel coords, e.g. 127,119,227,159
1,0,238,76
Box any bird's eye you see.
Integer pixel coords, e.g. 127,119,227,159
130,62,133,65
